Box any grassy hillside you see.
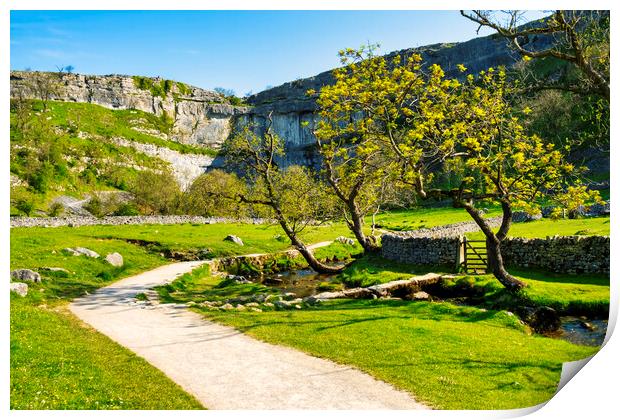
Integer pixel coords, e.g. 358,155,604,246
10,99,215,215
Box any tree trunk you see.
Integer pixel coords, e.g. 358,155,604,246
462,201,526,292
279,221,344,275
486,236,526,292
295,242,344,274
349,206,380,253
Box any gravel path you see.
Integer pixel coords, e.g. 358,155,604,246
69,261,428,409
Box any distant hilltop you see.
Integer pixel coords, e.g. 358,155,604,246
11,20,552,166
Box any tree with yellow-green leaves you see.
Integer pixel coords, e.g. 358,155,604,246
308,46,404,253
435,66,602,290
319,46,601,291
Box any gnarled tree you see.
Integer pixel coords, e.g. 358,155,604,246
223,117,344,274
460,10,609,100
324,47,601,291
429,67,601,291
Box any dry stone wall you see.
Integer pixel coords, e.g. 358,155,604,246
501,236,609,275
381,230,610,275
10,215,269,228
381,234,462,268
381,218,610,274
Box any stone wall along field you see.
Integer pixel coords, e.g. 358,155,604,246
10,215,269,228
501,236,610,275
381,234,462,269
381,231,610,275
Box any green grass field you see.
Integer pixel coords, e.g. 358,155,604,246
9,221,356,409
10,224,206,409
204,300,596,410
10,209,610,410
156,253,607,409
466,216,610,240
10,298,203,409
460,270,610,316
369,206,502,231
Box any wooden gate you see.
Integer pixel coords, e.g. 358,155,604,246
463,238,488,274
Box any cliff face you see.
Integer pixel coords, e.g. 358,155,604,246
10,71,248,149
244,34,553,167
10,28,551,168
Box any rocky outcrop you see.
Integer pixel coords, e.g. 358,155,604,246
10,71,248,148
112,138,215,189
244,34,555,166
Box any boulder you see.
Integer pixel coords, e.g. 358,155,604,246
11,269,41,283
224,235,244,246
512,211,542,223
64,247,100,258
263,277,283,285
105,252,124,267
409,291,431,301
517,306,561,333
225,274,252,284
275,300,303,310
10,282,28,297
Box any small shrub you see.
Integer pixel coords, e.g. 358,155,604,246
47,202,64,217
84,196,104,218
114,202,140,216
15,198,36,216
135,293,148,301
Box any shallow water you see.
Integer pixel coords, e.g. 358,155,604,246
548,316,608,346
251,270,337,297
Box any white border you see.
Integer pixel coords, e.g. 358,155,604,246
3,1,617,420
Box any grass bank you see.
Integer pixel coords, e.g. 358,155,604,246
10,298,203,409
160,263,599,410
10,229,198,409
154,252,606,410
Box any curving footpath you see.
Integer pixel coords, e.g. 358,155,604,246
69,261,428,410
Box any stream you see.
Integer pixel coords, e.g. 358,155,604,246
546,316,608,346
252,269,337,297
249,270,607,347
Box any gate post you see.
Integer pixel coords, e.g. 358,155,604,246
456,236,466,272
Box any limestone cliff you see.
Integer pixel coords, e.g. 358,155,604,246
10,28,551,169
10,71,248,148
245,34,553,167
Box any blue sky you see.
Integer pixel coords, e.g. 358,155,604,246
11,10,545,95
